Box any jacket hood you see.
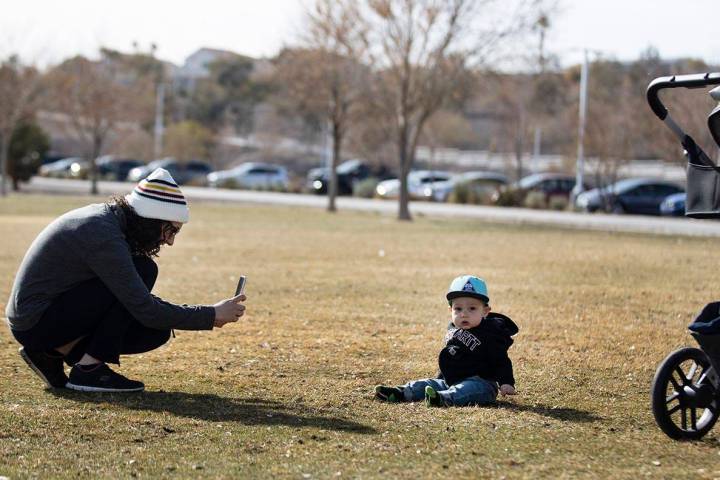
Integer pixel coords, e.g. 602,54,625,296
483,312,519,337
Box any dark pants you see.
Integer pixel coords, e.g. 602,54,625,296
12,256,171,365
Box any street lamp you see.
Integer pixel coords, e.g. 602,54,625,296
571,49,588,202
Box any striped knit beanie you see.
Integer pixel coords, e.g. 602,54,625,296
125,168,190,223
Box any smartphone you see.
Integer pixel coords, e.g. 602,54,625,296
235,275,247,296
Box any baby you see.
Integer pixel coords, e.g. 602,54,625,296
375,275,518,406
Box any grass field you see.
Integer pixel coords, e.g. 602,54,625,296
1,194,720,479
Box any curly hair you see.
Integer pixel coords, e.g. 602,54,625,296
109,196,169,257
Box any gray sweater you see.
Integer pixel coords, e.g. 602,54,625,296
6,203,215,331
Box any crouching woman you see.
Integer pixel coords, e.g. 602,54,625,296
5,168,245,392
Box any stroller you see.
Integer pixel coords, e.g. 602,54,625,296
647,73,720,440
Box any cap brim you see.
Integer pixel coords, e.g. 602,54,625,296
446,291,489,303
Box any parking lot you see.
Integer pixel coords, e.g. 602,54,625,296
22,176,720,238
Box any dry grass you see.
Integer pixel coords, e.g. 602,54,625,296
1,194,720,479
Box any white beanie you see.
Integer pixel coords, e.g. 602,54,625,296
125,168,190,223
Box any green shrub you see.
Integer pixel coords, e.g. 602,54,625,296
9,123,49,187
548,194,569,211
353,177,380,198
523,191,548,209
494,189,525,207
449,181,470,204
449,182,502,205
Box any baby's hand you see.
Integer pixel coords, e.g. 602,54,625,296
499,384,517,396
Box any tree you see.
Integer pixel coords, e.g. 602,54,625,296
163,121,215,161
273,0,371,212
187,56,269,135
46,55,153,194
419,109,476,167
273,46,368,211
0,56,40,196
628,52,717,164
7,123,49,190
582,62,636,201
333,0,541,220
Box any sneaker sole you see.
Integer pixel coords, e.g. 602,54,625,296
65,382,144,393
425,386,442,407
19,347,67,389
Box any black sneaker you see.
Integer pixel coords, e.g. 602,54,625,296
66,363,144,392
374,385,405,402
19,347,68,389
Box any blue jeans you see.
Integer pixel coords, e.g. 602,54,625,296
403,376,498,406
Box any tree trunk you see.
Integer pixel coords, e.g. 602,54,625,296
515,107,526,180
328,120,342,213
0,133,8,197
90,134,102,195
397,127,412,221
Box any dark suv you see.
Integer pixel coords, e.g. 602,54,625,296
306,159,392,195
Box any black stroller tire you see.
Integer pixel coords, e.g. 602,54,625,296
651,347,719,440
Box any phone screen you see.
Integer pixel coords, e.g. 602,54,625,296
235,276,246,296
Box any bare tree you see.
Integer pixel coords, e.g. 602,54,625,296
338,0,541,220
579,61,636,208
0,56,40,196
46,55,153,194
276,0,371,212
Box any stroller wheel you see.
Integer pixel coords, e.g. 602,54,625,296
651,347,719,440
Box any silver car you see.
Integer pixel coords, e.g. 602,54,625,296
375,170,453,200
207,162,289,190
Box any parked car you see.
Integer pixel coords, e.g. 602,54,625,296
306,159,391,195
127,158,213,185
575,178,684,215
41,154,70,165
375,170,454,200
207,162,289,190
70,156,144,181
659,192,686,217
493,173,583,206
431,171,508,203
38,157,87,178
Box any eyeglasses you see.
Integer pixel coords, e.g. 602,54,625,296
163,223,181,238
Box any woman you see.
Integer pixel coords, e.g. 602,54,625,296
6,168,246,392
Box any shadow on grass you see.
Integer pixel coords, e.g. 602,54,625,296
496,401,603,423
50,390,375,434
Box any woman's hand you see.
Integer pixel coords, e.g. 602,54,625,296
213,294,246,328
499,384,517,396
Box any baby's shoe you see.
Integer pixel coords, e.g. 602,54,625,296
374,385,405,402
424,386,446,407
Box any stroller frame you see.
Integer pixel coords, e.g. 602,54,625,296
647,73,720,440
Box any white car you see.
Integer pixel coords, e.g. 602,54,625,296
38,157,87,178
375,170,453,200
207,162,289,190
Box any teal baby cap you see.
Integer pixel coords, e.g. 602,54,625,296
446,275,489,305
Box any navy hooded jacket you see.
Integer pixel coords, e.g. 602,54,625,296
438,312,518,387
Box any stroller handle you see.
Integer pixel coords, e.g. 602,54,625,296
647,72,720,120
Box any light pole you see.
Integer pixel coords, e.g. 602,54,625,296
571,50,589,203
149,43,164,160
532,127,541,173
154,81,165,159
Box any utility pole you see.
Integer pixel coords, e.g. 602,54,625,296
532,127,541,173
571,50,589,202
149,43,165,160
0,134,7,196
154,81,165,159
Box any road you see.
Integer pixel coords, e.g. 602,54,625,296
16,176,720,238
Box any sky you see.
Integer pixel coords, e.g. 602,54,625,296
2,0,720,68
